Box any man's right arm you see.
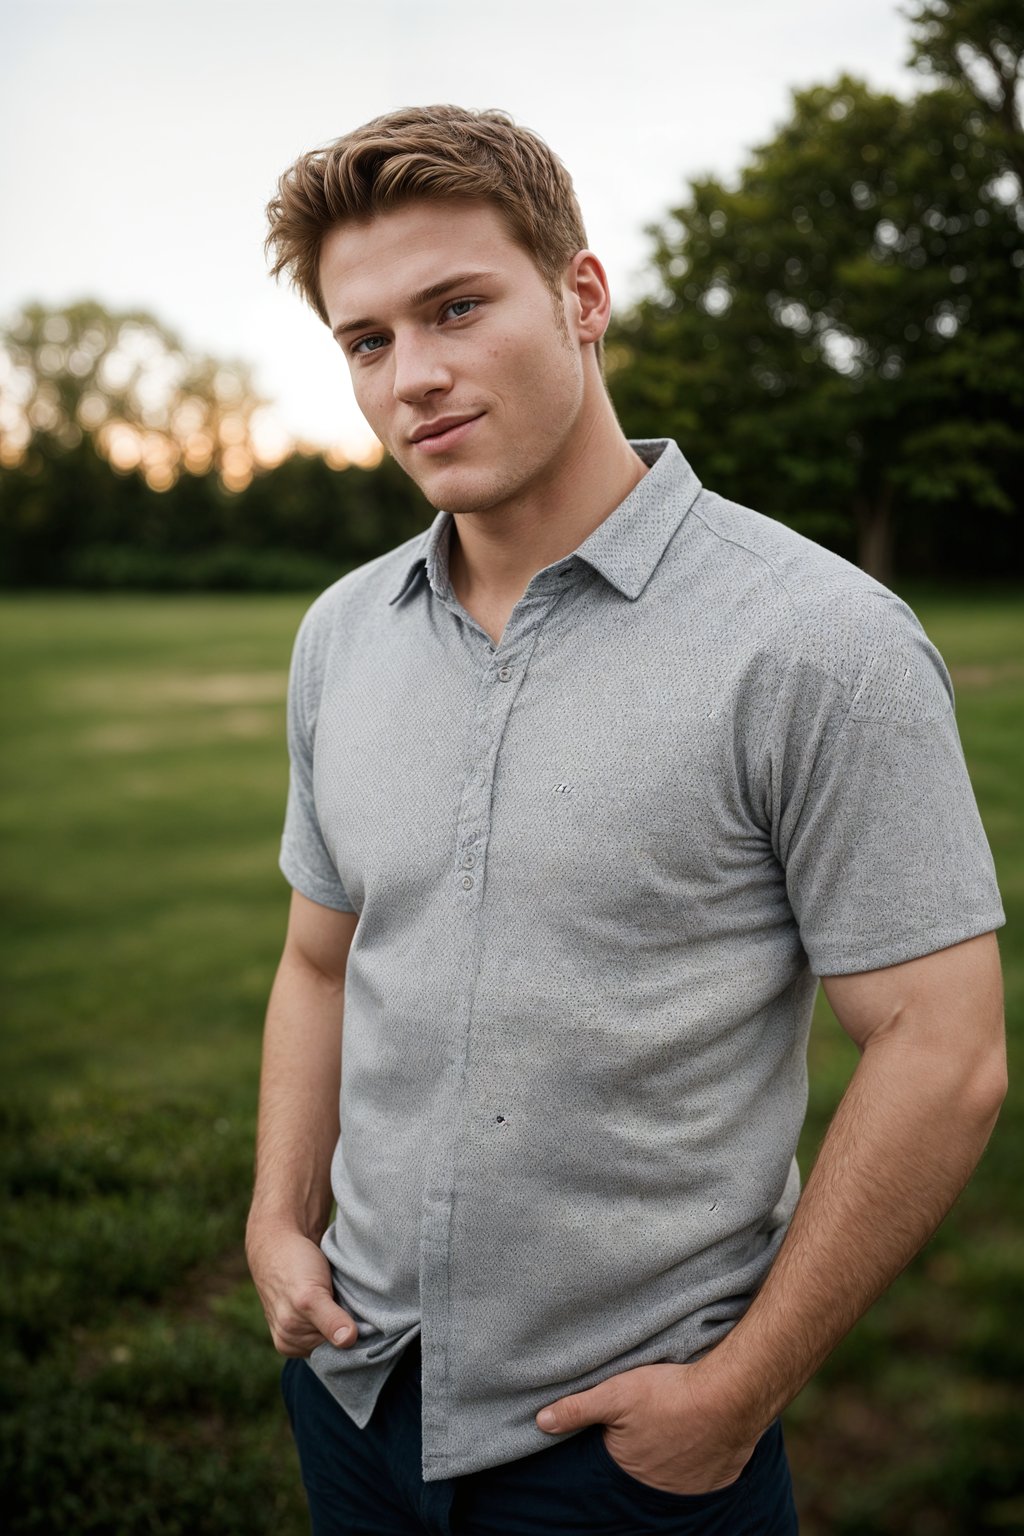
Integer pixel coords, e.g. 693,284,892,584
245,889,360,1356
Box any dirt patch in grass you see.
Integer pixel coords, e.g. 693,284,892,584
67,669,287,711
949,661,1024,690
167,1243,255,1324
82,706,279,752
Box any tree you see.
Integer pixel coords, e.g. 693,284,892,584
608,62,1023,580
0,298,434,588
0,299,266,491
908,0,1024,187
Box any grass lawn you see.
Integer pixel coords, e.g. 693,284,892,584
1,588,1021,1535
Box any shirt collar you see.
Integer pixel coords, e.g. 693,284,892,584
388,506,453,606
387,439,701,606
572,439,701,599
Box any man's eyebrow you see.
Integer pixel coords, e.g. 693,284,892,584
332,271,497,339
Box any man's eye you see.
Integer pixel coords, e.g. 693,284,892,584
352,335,387,355
444,299,477,321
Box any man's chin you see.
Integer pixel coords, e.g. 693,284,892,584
406,465,507,517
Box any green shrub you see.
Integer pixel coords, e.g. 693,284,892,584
66,544,345,592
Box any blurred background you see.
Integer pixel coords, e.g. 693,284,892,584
1,1,1020,1532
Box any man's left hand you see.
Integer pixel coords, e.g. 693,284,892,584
536,1360,760,1497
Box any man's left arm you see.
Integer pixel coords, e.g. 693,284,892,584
537,931,1007,1495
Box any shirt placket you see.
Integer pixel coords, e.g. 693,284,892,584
418,568,573,1471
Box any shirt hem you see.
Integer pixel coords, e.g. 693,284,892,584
278,856,358,914
809,909,1006,978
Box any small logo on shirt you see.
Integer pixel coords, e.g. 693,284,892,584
553,784,575,795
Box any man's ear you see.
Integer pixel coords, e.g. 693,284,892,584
565,250,611,346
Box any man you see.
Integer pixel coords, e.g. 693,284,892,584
246,106,1007,1535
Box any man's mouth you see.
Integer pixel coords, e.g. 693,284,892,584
408,414,483,454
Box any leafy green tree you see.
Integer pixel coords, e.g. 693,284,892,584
238,451,429,566
609,58,1023,580
908,0,1024,185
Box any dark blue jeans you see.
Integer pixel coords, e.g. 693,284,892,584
281,1342,799,1534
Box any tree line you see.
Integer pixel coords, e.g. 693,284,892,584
0,300,427,591
1,0,1020,590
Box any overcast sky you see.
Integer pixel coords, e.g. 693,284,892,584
2,0,921,458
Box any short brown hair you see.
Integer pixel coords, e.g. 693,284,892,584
265,105,589,324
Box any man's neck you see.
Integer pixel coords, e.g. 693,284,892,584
447,395,648,644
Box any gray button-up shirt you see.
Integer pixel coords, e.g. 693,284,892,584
280,439,1003,1480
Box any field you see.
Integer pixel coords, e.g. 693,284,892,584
1,590,1021,1535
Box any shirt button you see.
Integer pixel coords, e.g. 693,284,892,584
461,875,474,890
497,666,512,681
461,853,476,869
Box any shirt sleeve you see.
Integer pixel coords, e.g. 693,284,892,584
278,605,358,914
764,591,1004,976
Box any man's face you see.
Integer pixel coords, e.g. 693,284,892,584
319,199,588,516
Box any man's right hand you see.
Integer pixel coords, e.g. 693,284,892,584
246,1224,358,1356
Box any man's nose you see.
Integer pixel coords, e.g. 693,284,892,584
392,333,451,403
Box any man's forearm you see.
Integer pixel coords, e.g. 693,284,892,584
703,987,1006,1435
247,948,345,1242
247,897,360,1356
